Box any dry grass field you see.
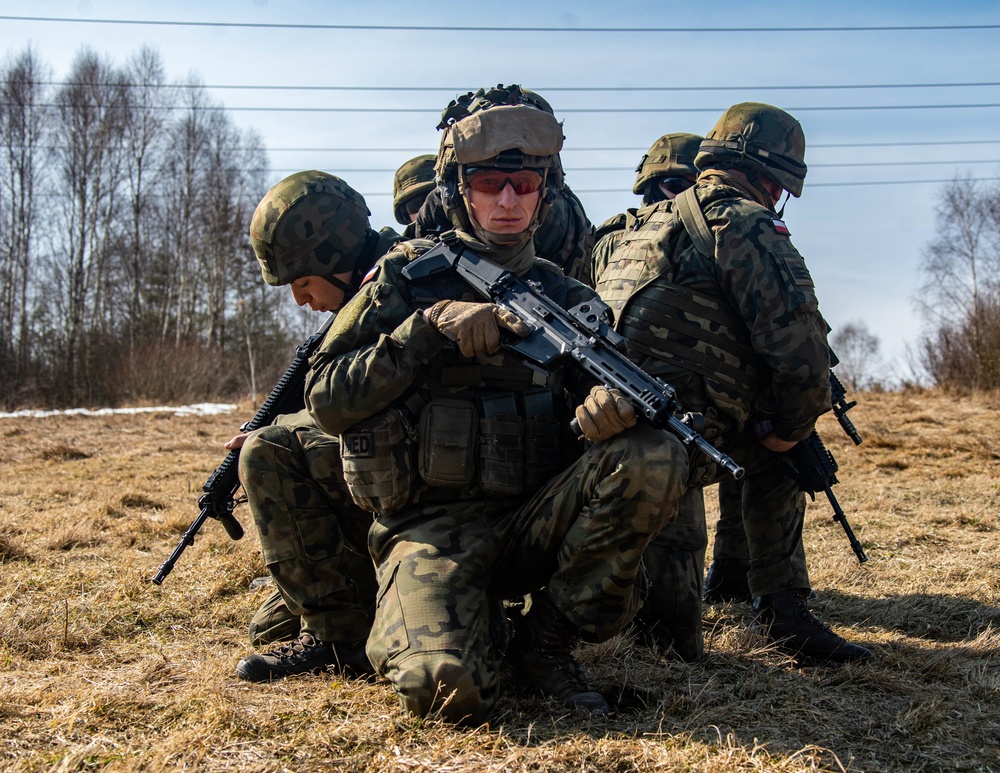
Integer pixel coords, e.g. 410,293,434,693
1,389,997,772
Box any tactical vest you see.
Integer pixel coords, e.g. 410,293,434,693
595,190,762,429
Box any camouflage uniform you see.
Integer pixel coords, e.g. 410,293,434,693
301,96,690,723
594,168,827,598
238,172,400,656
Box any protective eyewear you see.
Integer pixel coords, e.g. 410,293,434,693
464,168,544,196
657,177,695,196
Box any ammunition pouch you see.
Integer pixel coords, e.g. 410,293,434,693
340,408,417,516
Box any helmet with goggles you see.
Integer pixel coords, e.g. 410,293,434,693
392,154,437,225
695,102,807,197
633,132,702,196
434,84,565,242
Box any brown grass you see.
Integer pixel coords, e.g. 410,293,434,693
0,391,997,772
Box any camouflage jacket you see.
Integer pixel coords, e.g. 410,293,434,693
593,171,830,443
303,234,597,502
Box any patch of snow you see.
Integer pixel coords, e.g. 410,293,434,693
0,403,237,419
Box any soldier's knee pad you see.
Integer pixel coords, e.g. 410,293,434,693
390,650,494,726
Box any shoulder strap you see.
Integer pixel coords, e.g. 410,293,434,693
674,187,715,257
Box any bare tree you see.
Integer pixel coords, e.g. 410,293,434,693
831,320,881,391
916,176,1000,389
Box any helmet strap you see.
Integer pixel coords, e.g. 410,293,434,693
775,191,790,218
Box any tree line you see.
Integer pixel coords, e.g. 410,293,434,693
0,46,304,410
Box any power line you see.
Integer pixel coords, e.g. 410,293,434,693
547,177,1000,195
36,80,1000,93
11,102,1000,114
2,15,999,33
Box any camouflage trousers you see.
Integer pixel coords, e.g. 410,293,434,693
365,423,688,724
710,430,810,597
634,485,708,659
239,423,377,644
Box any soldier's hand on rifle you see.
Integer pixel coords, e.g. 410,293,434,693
753,419,798,453
225,432,250,450
425,300,531,358
575,385,638,443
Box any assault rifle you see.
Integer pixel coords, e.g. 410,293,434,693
401,238,744,480
780,368,867,564
785,430,868,564
151,315,335,585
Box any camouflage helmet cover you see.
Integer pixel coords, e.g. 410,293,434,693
632,132,703,194
392,154,437,225
695,102,808,197
249,170,371,286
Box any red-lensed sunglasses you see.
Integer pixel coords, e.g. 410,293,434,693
464,168,544,196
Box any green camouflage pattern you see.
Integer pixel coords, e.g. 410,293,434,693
595,169,830,443
302,237,690,722
695,102,807,198
593,169,824,599
250,170,372,286
239,419,376,643
532,183,595,285
392,154,437,225
633,132,703,193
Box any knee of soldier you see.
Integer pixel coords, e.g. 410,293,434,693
238,425,293,478
389,650,494,726
611,424,689,525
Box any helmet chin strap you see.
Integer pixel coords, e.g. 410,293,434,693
775,190,790,218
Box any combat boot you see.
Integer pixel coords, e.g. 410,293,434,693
236,632,373,682
751,590,873,663
506,594,609,716
703,559,752,604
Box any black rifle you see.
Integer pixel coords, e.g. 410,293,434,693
151,316,335,585
401,238,744,480
829,368,863,446
785,430,868,564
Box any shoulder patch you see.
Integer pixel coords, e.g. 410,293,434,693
771,219,790,236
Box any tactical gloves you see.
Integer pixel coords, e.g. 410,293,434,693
425,300,531,358
574,385,637,443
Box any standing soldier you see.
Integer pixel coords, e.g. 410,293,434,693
295,85,690,725
593,103,872,663
232,171,399,669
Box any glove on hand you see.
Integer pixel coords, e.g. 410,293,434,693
426,300,530,358
574,385,638,443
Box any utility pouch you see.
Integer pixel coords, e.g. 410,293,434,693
340,408,416,516
418,399,479,488
478,394,524,498
521,389,562,490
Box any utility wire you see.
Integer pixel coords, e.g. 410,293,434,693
35,80,1000,92
2,15,999,33
12,102,1000,113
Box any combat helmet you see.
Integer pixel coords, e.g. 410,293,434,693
249,170,373,289
392,154,437,225
434,83,565,243
695,102,807,197
633,132,703,194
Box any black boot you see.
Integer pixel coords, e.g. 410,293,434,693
703,559,752,604
752,590,873,663
506,594,610,716
236,632,373,682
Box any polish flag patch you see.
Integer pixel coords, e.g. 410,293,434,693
360,266,380,285
772,218,790,235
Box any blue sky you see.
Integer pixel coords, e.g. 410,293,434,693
1,0,998,382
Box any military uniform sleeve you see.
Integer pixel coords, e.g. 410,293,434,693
715,210,831,442
304,256,447,435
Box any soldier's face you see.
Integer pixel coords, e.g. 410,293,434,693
290,272,352,313
465,170,541,235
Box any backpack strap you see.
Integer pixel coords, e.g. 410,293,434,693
674,187,715,257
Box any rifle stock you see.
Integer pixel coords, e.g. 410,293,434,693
151,315,335,585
